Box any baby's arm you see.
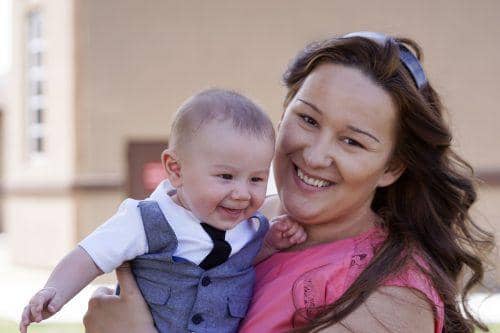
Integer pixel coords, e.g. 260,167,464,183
254,215,307,264
19,246,103,333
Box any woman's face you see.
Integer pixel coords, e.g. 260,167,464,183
274,63,402,226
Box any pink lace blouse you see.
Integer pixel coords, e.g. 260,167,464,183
239,227,444,332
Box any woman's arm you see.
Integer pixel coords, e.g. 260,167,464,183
83,263,158,333
316,286,434,333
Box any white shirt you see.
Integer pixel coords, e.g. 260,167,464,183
79,180,259,273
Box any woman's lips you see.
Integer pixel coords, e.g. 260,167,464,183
292,164,335,192
297,167,333,187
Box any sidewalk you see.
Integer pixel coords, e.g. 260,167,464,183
0,233,499,324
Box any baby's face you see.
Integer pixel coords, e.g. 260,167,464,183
174,120,275,230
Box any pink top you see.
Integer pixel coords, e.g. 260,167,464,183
239,227,444,332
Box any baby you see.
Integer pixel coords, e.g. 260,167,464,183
20,88,306,333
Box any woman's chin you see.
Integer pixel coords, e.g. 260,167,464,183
280,196,324,224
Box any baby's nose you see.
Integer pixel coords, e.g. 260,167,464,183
231,184,251,200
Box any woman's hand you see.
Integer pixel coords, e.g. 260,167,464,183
83,263,158,333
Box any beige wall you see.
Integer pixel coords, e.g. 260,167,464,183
5,196,76,267
4,0,500,284
75,0,500,176
4,0,77,265
71,0,500,285
74,190,123,242
5,0,76,186
473,187,500,288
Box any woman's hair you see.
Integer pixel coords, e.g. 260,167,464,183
283,35,494,332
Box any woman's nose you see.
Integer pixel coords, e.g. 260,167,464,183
303,140,334,169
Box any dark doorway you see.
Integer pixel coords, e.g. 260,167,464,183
127,141,168,199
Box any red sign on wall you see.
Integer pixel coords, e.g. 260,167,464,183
142,162,166,192
128,141,168,199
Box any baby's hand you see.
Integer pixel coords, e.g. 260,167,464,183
19,287,61,333
265,215,307,251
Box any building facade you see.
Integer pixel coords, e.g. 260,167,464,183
4,0,500,286
0,76,5,233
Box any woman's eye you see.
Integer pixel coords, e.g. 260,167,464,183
343,138,364,148
219,174,233,180
299,114,318,127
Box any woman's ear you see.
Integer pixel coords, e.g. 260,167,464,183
377,159,406,188
161,149,182,188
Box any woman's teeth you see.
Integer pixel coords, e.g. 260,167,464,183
297,168,332,188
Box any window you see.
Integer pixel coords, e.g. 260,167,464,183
26,10,46,157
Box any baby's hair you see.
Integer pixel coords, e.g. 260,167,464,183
169,88,275,151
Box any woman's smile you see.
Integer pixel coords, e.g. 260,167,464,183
294,164,335,190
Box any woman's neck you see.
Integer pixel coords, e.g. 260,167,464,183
288,206,379,250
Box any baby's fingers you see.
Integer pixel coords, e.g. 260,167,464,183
270,215,291,230
47,294,63,313
283,221,301,238
29,299,42,323
29,288,56,322
19,305,32,333
289,229,307,244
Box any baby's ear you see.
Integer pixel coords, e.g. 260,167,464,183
161,149,182,187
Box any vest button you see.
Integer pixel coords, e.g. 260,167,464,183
192,313,203,325
201,276,211,286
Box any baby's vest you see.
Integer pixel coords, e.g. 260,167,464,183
131,200,269,333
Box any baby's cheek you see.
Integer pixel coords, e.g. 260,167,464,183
253,189,267,208
192,196,217,218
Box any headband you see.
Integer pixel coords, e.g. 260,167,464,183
343,31,428,90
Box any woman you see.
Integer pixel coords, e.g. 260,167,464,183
83,32,493,333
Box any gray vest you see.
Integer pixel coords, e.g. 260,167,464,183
131,200,269,333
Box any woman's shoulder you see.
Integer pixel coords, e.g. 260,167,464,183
384,254,442,302
379,255,444,333
316,286,435,333
259,195,282,219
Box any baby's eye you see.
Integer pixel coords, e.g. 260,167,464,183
299,114,318,127
343,138,364,148
218,174,233,180
250,177,264,183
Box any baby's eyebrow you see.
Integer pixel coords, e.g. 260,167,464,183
212,165,269,174
212,164,234,170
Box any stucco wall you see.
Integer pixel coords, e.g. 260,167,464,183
74,0,500,177
4,0,500,283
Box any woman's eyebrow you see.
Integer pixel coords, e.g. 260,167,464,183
347,125,380,143
297,98,323,114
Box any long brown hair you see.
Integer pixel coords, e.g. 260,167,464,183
283,36,494,332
